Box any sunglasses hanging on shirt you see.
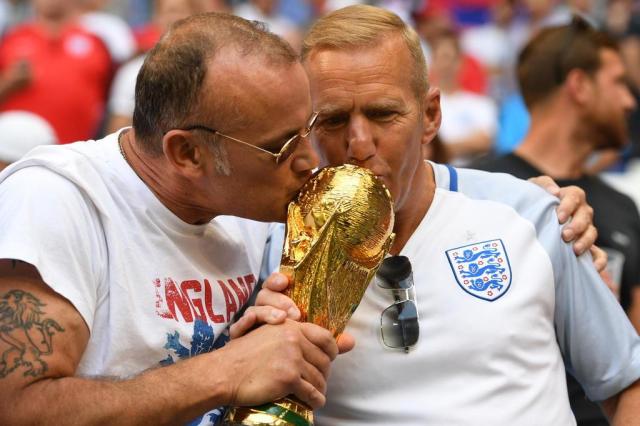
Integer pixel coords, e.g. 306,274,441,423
375,255,419,352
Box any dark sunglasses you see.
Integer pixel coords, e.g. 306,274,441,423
375,255,419,352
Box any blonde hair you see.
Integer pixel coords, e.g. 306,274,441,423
301,5,428,100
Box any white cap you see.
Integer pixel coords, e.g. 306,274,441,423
0,111,57,163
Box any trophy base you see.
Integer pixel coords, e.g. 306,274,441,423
223,397,313,426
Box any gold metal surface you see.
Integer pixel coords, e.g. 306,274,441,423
225,164,395,425
281,164,395,336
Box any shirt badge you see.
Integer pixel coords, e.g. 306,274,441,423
446,239,512,301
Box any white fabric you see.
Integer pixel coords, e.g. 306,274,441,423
233,3,297,38
0,131,270,421
261,163,640,425
80,11,136,63
438,91,497,166
0,111,56,162
461,25,510,70
108,55,145,117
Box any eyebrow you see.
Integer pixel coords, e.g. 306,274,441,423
318,99,405,116
364,100,405,111
318,104,349,116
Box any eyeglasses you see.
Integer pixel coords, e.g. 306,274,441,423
554,15,592,84
375,255,419,352
169,112,319,165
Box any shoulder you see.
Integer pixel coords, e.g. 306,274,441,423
455,165,553,207
0,163,102,229
434,163,561,243
0,138,116,205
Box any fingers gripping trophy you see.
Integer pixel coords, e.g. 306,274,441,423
225,164,395,425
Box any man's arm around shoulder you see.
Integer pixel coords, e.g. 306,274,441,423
603,379,640,425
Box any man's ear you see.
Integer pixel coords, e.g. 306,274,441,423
422,86,442,145
564,68,594,106
162,130,208,178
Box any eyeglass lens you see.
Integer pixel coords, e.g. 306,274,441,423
275,112,318,164
381,300,419,348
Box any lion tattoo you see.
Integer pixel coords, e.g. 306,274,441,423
0,289,64,378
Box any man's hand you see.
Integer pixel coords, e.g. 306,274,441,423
220,319,338,409
529,176,599,256
230,272,355,354
0,60,32,95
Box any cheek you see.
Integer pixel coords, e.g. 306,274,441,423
314,136,347,166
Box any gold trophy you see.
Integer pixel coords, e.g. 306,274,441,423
224,164,395,426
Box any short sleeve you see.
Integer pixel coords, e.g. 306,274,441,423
0,166,107,330
552,225,640,401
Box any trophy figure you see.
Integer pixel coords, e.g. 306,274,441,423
225,164,395,425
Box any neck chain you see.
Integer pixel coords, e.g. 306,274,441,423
118,130,131,166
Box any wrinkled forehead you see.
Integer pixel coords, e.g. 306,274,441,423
202,54,312,134
303,39,416,107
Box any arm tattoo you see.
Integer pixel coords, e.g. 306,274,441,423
0,290,65,378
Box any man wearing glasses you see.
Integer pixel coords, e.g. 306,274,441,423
0,14,346,426
246,5,640,425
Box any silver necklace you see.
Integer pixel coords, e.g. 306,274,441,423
117,131,130,165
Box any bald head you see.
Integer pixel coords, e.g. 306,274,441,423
133,12,298,154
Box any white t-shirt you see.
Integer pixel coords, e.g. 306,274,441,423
108,55,145,117
81,11,136,63
233,3,298,39
438,91,498,166
265,163,640,425
0,131,270,424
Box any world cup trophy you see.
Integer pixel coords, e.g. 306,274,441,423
224,164,395,425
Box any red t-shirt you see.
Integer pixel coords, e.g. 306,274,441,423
134,24,162,54
0,23,112,143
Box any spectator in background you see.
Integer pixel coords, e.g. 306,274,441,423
473,17,640,425
492,0,603,156
133,0,225,54
0,0,111,143
234,0,302,51
79,0,136,64
460,0,519,102
598,0,640,209
0,110,56,170
429,28,497,166
106,0,196,134
414,7,488,95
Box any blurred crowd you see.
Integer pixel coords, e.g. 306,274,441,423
0,0,639,206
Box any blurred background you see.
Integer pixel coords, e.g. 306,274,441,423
0,0,639,211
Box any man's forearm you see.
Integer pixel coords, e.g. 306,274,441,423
1,353,228,426
602,379,640,425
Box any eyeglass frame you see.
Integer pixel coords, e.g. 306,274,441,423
164,111,319,165
375,255,420,353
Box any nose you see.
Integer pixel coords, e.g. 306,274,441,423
290,135,319,173
347,115,376,164
623,87,637,113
